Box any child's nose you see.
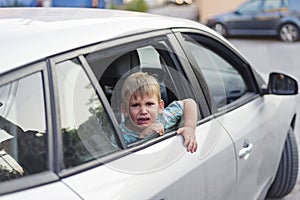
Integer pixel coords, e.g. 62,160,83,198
140,105,148,113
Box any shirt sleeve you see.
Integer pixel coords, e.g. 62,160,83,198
162,100,184,129
118,121,139,144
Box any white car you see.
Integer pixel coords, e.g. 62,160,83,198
0,7,298,200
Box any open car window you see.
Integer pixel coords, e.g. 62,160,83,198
85,36,200,146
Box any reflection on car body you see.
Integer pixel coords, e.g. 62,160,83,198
0,7,298,200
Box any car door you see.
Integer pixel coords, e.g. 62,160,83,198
228,0,263,34
253,0,287,32
0,62,81,199
51,31,237,200
175,30,283,200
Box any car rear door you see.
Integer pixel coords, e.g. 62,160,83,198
174,30,283,200
51,30,237,200
253,0,287,32
228,0,263,33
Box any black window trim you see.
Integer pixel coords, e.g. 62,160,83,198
166,33,210,119
0,61,59,195
168,32,212,118
172,30,217,114
49,55,126,176
78,55,127,148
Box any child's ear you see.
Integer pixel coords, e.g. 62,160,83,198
159,100,164,114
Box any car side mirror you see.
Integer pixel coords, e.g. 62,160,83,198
234,10,241,15
265,72,298,95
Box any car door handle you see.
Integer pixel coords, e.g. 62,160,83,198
239,143,253,160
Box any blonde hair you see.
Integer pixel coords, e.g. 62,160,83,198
121,72,161,105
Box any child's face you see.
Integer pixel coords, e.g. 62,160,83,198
123,93,164,132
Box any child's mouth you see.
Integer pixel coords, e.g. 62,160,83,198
137,117,150,125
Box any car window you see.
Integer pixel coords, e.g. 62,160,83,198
237,0,261,14
282,0,288,8
55,59,121,169
85,37,200,146
263,0,282,11
181,34,249,109
0,72,48,182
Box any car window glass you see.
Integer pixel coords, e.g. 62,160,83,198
282,0,288,8
237,0,261,14
263,0,281,11
55,59,121,169
86,39,199,146
182,35,248,108
0,72,48,182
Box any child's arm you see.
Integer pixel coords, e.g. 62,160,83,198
176,98,198,153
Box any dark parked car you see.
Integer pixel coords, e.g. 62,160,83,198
206,0,300,42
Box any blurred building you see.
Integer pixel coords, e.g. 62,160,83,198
0,0,106,8
51,0,105,8
0,0,42,6
197,0,245,24
124,0,165,8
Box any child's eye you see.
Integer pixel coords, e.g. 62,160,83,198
130,103,139,108
146,102,155,106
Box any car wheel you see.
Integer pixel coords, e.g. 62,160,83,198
279,23,299,42
266,127,298,198
213,23,227,37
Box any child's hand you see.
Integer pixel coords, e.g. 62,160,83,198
177,126,197,153
139,123,164,139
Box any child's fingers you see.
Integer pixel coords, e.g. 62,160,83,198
177,128,191,146
176,127,183,135
156,128,164,135
188,140,198,153
154,123,164,135
177,127,198,153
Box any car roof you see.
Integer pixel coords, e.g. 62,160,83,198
0,7,214,73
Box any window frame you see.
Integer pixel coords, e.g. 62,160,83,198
45,29,214,177
165,32,211,119
262,0,283,12
48,29,203,176
172,29,261,115
49,54,126,176
83,31,204,123
0,61,58,195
